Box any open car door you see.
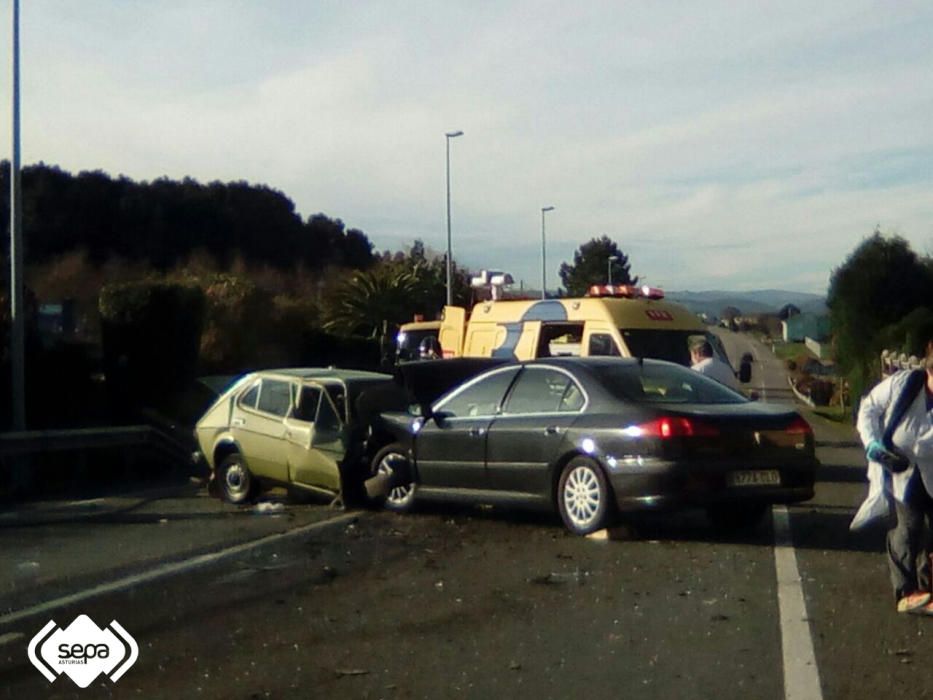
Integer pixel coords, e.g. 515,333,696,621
285,382,348,494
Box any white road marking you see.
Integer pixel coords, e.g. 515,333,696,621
0,512,358,628
0,631,24,646
773,505,823,700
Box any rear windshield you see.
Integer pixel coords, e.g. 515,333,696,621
620,329,731,368
619,329,694,365
591,362,747,405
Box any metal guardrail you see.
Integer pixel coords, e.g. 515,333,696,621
0,426,193,465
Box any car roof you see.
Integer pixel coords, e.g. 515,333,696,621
467,296,702,330
253,367,394,382
521,356,662,370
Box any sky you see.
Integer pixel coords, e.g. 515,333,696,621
1,1,931,295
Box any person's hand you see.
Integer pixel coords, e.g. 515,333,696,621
866,440,887,462
866,440,911,472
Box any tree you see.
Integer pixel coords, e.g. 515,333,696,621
828,230,933,399
321,266,421,340
559,236,637,297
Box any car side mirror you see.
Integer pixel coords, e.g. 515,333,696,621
432,410,453,426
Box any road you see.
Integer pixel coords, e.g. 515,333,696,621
1,334,931,699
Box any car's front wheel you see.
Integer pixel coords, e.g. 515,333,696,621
557,456,613,535
218,453,256,505
370,443,416,513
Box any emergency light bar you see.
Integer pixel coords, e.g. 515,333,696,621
587,284,665,300
471,270,514,301
471,270,514,288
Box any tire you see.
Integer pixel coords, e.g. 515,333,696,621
218,453,256,505
557,456,613,535
706,503,768,531
370,443,416,513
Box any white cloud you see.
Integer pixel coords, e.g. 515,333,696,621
0,0,931,295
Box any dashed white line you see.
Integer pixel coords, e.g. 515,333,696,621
773,505,823,700
0,512,358,628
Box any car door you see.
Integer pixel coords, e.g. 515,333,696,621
414,366,520,489
285,381,346,492
485,366,585,495
230,377,291,482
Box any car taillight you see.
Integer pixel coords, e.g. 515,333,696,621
624,417,720,439
785,416,813,436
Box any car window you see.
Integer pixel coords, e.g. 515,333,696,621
436,367,520,418
559,381,585,412
537,323,583,358
316,393,343,433
588,333,621,357
293,385,321,422
238,381,260,409
503,368,583,414
593,362,746,405
323,384,348,422
256,379,292,417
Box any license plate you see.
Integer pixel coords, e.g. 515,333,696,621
728,470,780,487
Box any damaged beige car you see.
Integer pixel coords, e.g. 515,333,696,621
195,368,401,505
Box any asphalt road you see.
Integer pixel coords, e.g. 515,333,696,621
2,336,932,699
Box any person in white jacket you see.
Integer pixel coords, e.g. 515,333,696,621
857,341,933,614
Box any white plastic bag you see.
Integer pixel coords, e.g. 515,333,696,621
850,461,891,530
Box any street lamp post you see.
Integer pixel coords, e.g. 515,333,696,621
607,255,619,285
10,0,24,432
540,206,554,299
445,130,464,307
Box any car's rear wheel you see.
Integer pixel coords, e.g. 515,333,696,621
371,443,416,513
557,456,613,535
218,453,256,505
706,503,769,531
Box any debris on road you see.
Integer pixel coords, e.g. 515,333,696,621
529,568,588,585
335,668,370,678
585,524,638,541
254,502,286,515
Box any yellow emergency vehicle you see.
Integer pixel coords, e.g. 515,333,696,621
436,284,728,368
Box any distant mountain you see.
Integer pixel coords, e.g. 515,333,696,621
665,290,827,319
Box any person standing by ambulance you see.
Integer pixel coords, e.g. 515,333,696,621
857,336,933,614
689,336,740,391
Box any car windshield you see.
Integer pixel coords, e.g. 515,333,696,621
592,361,747,405
396,328,440,362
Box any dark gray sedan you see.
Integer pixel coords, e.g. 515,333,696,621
369,357,816,535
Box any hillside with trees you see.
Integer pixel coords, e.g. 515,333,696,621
0,162,374,272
